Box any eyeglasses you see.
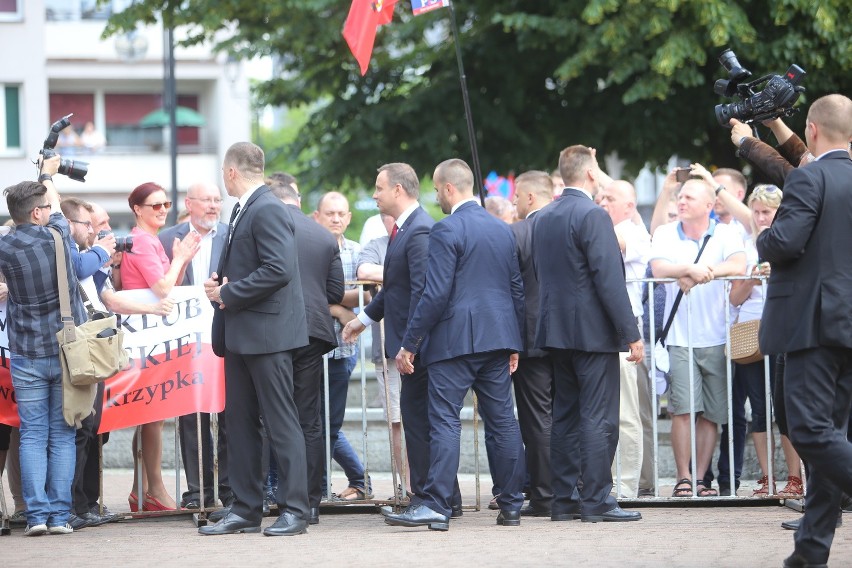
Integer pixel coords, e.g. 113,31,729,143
69,219,93,228
140,201,172,211
30,203,51,213
187,197,223,205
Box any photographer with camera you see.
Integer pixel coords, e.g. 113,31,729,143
0,154,88,535
728,117,811,188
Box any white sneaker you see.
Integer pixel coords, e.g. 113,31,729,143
48,523,74,534
24,524,48,536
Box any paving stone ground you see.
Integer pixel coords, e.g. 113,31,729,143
3,470,852,567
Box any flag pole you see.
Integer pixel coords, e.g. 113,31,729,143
446,1,485,206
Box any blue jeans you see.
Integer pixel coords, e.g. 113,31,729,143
11,354,76,528
321,355,368,492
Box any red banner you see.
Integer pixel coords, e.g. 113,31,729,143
0,287,224,432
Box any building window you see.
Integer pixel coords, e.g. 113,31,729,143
1,85,22,154
0,0,23,22
45,0,112,21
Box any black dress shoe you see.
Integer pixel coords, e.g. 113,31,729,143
581,506,641,523
496,509,520,527
208,507,230,523
183,500,201,510
450,503,463,519
308,507,319,525
783,552,828,568
198,512,261,535
551,507,582,522
782,513,842,531
263,512,308,537
384,503,449,531
521,504,551,517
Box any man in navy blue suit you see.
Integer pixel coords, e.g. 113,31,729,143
383,158,526,531
343,162,462,516
532,145,644,523
756,94,852,568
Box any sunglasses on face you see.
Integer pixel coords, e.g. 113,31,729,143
140,201,172,211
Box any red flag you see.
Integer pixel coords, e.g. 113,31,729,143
343,0,396,75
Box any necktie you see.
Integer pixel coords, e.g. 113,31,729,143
228,202,241,242
390,223,399,242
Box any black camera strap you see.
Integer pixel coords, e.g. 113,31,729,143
658,234,711,346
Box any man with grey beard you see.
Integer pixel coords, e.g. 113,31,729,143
159,181,233,510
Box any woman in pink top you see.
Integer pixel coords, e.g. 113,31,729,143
122,182,200,512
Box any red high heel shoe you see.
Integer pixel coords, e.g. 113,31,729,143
128,492,140,513
143,493,177,512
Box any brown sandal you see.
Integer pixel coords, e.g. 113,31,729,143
752,475,775,497
778,475,804,498
672,478,693,497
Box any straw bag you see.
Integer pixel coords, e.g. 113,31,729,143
729,318,762,364
49,228,128,386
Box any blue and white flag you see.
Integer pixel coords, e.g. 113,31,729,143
411,0,448,16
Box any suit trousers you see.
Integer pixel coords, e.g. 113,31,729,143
551,349,620,516
292,340,328,507
73,382,109,513
401,358,462,507
784,347,852,564
177,410,230,506
224,348,308,523
422,352,525,517
511,355,554,508
611,352,642,498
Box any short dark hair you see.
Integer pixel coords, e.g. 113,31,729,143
268,181,300,204
558,145,594,186
267,171,298,187
128,182,165,214
4,181,48,225
377,163,420,199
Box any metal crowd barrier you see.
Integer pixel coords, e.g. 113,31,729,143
617,275,805,506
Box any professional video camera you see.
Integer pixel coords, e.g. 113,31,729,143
39,114,89,181
713,49,806,127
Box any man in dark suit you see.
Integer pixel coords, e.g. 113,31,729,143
200,142,310,536
342,162,462,515
510,170,556,517
268,180,344,524
532,145,644,523
756,94,852,568
159,181,232,510
384,158,526,531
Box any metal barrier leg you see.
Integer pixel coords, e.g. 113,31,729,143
0,461,10,535
473,393,480,511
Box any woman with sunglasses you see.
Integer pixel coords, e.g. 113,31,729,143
122,182,201,511
729,185,802,498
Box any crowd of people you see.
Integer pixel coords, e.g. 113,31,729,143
1,93,851,567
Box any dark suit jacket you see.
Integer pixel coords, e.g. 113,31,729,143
401,201,524,365
363,205,434,358
286,204,344,352
511,210,546,358
211,186,309,356
532,188,640,352
757,151,852,354
159,221,228,285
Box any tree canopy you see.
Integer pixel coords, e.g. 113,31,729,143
105,0,852,190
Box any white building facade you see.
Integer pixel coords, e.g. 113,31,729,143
0,0,251,229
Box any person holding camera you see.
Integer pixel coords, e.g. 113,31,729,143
121,182,201,512
0,155,86,535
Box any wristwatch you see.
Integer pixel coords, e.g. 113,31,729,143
715,184,725,196
38,173,53,183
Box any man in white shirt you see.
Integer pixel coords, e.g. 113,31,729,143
599,180,650,498
650,178,746,498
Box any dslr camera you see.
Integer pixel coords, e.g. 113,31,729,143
40,114,89,181
97,230,134,253
713,49,806,127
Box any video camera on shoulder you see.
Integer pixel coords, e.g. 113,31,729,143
713,49,806,127
39,113,89,181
